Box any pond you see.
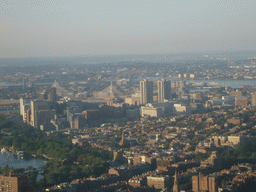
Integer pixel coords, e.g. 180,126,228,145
0,150,46,180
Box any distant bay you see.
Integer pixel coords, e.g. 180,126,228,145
0,82,53,87
134,78,256,88
186,79,256,88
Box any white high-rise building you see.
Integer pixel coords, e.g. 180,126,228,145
20,97,31,122
157,79,171,103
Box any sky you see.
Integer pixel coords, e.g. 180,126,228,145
1,0,256,57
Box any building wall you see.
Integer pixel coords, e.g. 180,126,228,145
26,109,31,124
235,97,248,107
133,156,156,170
125,97,133,105
47,87,57,102
227,117,241,125
133,157,142,165
141,106,162,118
227,135,247,146
157,79,171,103
192,175,199,192
230,90,243,96
200,174,208,191
20,98,31,123
82,110,101,120
108,168,120,176
34,109,56,129
125,97,140,106
173,104,191,115
251,92,256,106
128,177,147,188
192,173,218,192
20,104,30,123
140,79,153,105
0,176,18,192
0,175,30,192
74,116,87,129
209,177,217,192
147,176,170,189
30,100,50,127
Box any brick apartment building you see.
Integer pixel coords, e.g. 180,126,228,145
192,172,219,192
235,96,248,107
147,175,171,189
0,174,30,192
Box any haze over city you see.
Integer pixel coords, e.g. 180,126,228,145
1,0,256,57
2,1,256,192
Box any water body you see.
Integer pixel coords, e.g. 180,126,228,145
0,152,45,180
1,79,255,88
186,79,256,88
134,78,256,88
0,82,53,87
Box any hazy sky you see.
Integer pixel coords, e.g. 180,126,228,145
1,0,256,57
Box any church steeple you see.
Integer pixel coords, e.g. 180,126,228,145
173,169,179,192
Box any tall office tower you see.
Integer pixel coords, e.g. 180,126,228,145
47,87,57,102
157,79,171,103
30,100,50,128
38,91,47,101
35,109,56,129
38,87,57,102
140,79,153,105
251,92,256,106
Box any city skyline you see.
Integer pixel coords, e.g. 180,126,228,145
1,46,256,191
1,0,256,58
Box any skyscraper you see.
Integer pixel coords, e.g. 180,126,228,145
140,79,153,105
30,100,50,128
157,79,171,103
20,97,31,122
38,87,57,102
47,87,57,102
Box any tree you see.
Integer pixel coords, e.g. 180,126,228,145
188,145,196,151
